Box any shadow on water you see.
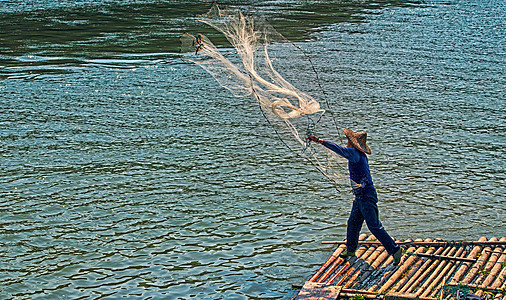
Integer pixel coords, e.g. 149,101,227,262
0,0,420,71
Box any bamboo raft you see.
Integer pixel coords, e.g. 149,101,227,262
292,234,506,300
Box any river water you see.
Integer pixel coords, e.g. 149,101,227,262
0,0,504,299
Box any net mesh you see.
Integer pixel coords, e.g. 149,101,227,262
180,3,349,190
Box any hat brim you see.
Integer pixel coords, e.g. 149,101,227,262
344,128,371,154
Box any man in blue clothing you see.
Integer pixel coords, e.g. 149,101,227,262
308,128,402,265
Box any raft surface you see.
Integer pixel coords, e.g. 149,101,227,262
293,234,506,300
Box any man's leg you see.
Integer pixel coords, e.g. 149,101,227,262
346,197,364,253
358,189,399,256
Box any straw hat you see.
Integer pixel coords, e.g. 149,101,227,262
344,128,371,154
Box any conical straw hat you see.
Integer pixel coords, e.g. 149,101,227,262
344,128,371,154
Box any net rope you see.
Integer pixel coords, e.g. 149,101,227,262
180,3,349,190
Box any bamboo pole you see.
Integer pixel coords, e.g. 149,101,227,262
413,253,476,263
449,236,488,284
309,243,345,282
474,237,500,287
440,275,447,300
344,252,377,289
378,240,418,293
317,234,367,284
366,245,384,265
483,238,506,289
335,264,355,286
421,246,458,297
422,246,460,298
335,235,376,286
294,287,435,300
344,237,380,288
322,240,506,246
337,292,435,300
333,237,373,286
316,257,344,283
461,238,493,284
416,245,454,296
367,249,398,292
371,263,399,292
489,254,506,300
491,257,506,289
367,261,392,291
357,246,387,289
403,243,446,293
429,246,467,298
371,246,390,270
398,241,435,294
326,261,349,284
390,239,428,292
296,236,506,300
343,265,363,288
444,282,505,293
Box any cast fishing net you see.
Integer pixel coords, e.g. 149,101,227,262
180,3,349,191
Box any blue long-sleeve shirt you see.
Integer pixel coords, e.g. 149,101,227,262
322,140,375,194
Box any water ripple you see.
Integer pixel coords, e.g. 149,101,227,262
1,0,505,299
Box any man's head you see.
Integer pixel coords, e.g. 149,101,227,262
344,128,371,154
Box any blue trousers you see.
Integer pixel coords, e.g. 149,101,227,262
346,188,399,255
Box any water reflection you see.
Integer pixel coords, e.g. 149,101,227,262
0,0,418,59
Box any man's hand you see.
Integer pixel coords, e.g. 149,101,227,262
307,135,323,144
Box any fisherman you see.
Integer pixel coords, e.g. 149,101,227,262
307,129,402,265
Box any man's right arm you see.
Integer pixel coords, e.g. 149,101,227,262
321,140,360,162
